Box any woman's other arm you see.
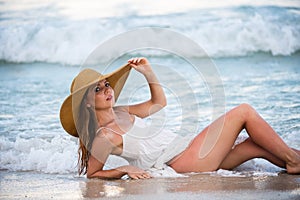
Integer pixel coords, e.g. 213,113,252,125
87,130,151,179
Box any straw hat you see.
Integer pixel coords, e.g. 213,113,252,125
60,64,132,137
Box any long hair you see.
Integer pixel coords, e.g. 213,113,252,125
77,90,98,175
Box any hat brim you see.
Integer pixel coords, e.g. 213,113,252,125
60,64,131,137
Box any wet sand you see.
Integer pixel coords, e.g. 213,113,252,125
1,171,299,200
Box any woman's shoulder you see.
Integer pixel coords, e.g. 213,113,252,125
94,127,122,149
95,127,115,140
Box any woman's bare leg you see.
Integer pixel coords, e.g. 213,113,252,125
292,148,300,155
169,104,300,174
219,138,285,169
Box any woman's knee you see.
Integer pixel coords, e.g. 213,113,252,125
238,103,254,111
236,103,256,120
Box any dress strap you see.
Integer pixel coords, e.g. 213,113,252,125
96,127,123,136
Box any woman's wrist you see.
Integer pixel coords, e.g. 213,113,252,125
116,165,130,174
143,68,158,83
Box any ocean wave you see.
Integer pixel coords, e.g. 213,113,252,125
0,5,299,65
0,136,78,174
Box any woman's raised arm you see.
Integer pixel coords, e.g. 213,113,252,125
126,57,167,118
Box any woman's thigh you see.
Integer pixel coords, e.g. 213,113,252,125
169,127,226,172
169,105,248,173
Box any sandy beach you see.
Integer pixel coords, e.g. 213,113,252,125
1,170,299,200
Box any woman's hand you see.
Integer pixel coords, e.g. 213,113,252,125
118,165,152,180
127,57,152,75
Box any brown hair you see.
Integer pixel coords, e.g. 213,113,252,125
77,91,98,175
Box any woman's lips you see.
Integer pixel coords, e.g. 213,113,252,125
106,95,112,101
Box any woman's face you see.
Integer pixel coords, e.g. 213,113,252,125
86,79,115,110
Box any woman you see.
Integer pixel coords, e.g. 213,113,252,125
60,57,300,179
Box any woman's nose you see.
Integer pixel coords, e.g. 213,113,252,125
104,87,111,95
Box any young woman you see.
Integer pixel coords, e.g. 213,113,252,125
60,57,300,179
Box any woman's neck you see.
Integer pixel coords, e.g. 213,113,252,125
95,108,116,127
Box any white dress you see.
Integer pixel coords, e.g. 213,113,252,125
98,116,194,170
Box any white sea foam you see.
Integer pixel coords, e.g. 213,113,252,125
0,136,78,174
215,169,247,177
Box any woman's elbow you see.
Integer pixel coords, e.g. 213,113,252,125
159,95,167,108
86,171,99,179
161,99,167,108
87,173,105,179
155,98,167,108
86,173,94,179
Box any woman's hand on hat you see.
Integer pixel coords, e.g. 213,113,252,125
127,57,153,75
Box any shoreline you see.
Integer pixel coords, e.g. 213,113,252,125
1,170,299,200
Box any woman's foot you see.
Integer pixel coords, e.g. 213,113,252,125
286,149,300,174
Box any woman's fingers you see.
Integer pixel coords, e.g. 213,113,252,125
127,57,146,64
136,173,151,179
140,173,151,179
127,57,151,75
127,58,139,70
128,172,152,180
128,57,137,63
144,173,152,179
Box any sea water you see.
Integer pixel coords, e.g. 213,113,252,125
0,0,300,178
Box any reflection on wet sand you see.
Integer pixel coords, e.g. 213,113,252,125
80,173,300,198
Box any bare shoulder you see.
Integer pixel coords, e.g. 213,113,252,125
94,127,123,156
94,128,116,144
